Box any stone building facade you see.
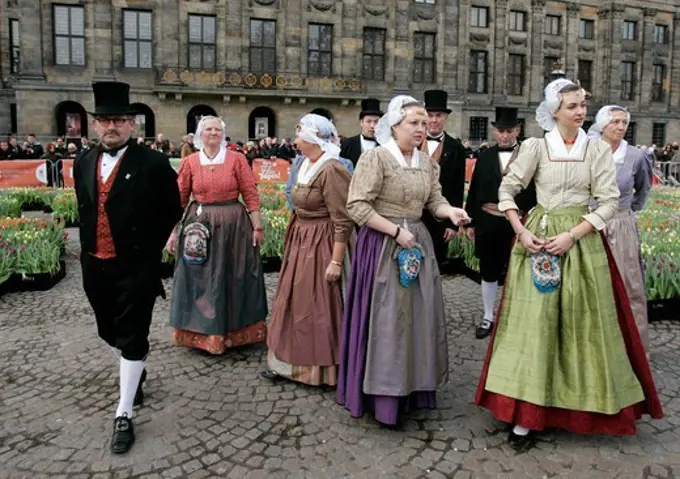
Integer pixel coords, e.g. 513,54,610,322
0,0,679,145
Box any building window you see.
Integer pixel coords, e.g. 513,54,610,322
578,60,592,92
652,123,666,145
508,11,525,32
413,32,436,83
123,10,152,69
469,50,488,93
471,6,489,28
622,20,637,41
652,64,666,102
544,15,561,35
363,28,386,81
579,19,594,39
517,118,526,141
469,117,488,142
653,25,668,44
507,54,525,95
624,122,636,144
53,4,85,66
620,61,636,101
308,23,333,77
250,19,276,74
543,56,559,85
9,19,20,74
414,0,435,3
188,14,216,70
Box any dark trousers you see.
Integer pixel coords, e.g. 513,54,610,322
422,209,450,267
81,254,157,361
475,214,515,283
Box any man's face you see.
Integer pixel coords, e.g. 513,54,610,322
427,111,448,136
93,117,135,148
0,141,7,149
56,138,64,145
492,126,520,148
360,115,380,138
9,137,17,146
157,133,164,143
27,135,36,144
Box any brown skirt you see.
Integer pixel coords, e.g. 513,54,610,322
266,215,344,385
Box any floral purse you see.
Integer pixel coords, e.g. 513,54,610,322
181,204,211,266
529,212,561,293
394,243,425,288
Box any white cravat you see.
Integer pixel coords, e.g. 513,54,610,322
499,151,513,171
360,135,378,153
100,146,128,182
427,133,444,156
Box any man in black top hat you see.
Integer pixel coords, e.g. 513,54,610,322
464,107,536,339
340,98,383,166
73,82,182,453
419,90,467,271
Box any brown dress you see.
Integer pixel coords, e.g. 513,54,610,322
266,159,353,386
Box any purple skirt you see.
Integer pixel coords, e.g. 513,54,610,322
336,226,436,426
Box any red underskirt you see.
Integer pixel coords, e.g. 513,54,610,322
475,231,663,436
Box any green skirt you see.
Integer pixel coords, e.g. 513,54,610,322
485,206,644,414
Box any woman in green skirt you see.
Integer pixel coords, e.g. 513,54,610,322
475,79,662,451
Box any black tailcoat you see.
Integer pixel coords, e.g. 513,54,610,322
340,135,364,166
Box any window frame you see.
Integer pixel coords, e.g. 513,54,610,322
579,19,594,39
413,31,436,83
469,116,488,142
53,4,86,66
471,6,489,28
507,54,525,96
544,15,561,35
122,9,153,70
249,18,277,74
508,10,526,32
622,20,637,41
307,23,333,77
624,122,636,144
653,24,668,44
652,123,666,145
362,27,386,81
9,18,20,74
468,50,488,93
577,59,593,92
620,61,636,101
652,64,666,102
188,13,217,71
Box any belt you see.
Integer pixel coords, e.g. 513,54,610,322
481,203,506,218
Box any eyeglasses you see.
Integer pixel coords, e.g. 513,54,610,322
96,118,131,127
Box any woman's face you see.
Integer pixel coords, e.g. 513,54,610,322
601,110,628,144
201,119,223,148
554,90,587,129
294,132,323,159
392,106,428,149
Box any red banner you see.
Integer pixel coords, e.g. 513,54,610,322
251,158,291,183
0,159,75,188
465,158,477,183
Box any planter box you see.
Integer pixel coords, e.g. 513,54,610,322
647,298,680,322
18,260,66,292
160,261,175,279
0,274,21,297
262,256,282,274
20,201,47,212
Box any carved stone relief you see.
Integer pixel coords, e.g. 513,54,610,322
508,35,527,46
470,33,490,43
364,0,388,18
308,0,335,13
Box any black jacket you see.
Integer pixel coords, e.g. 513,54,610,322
465,145,536,231
340,135,364,166
74,141,183,268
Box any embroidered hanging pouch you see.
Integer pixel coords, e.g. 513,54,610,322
182,222,211,265
393,244,425,288
529,250,561,293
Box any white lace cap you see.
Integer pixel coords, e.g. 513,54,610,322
375,95,422,145
535,79,578,131
193,116,227,150
586,105,631,140
295,113,341,158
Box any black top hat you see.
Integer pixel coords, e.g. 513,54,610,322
491,107,519,128
359,98,383,119
88,82,136,116
424,90,451,114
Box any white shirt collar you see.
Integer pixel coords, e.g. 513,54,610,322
383,139,420,169
199,146,227,165
612,140,628,164
296,152,334,185
102,146,128,160
545,128,589,159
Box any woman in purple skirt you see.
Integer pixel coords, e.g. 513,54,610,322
337,95,470,426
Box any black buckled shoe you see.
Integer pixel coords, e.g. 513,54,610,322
260,370,281,381
475,319,493,339
508,430,536,453
133,369,146,407
111,414,135,454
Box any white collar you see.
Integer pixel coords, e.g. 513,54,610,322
545,128,588,159
383,139,420,169
296,152,334,185
612,139,628,164
102,146,128,159
199,147,227,165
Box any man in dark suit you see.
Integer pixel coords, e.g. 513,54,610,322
419,90,467,271
74,82,182,454
340,98,383,166
464,107,536,339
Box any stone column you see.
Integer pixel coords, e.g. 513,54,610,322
284,0,303,73
640,8,657,108
529,0,546,104
608,4,626,103
19,0,45,80
456,0,470,101
671,11,680,108
492,0,508,102
442,0,460,95
92,1,113,80
565,4,580,80
160,0,181,69
595,8,611,102
392,0,411,91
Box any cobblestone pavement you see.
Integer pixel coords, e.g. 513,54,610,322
1,229,679,479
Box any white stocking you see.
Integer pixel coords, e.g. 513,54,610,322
116,358,145,419
481,280,498,321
